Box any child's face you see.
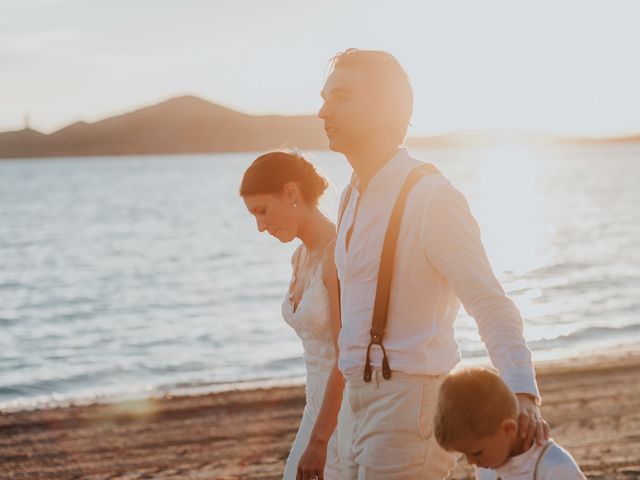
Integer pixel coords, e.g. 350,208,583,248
450,419,518,469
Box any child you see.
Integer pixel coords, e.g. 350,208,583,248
434,367,585,479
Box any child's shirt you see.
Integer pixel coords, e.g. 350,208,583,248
475,439,585,480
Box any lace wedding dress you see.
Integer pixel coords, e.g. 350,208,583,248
281,245,341,479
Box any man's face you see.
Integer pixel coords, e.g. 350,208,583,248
318,66,383,154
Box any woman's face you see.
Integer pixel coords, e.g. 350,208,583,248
243,191,297,243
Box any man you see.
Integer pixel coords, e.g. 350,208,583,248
317,48,548,479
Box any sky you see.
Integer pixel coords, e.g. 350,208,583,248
2,0,640,137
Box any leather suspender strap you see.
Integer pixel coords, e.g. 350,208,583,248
533,442,553,480
364,163,440,382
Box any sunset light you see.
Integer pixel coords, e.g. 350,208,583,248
1,1,639,478
1,0,640,137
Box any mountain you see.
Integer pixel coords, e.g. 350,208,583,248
406,130,556,149
551,134,640,145
0,96,329,158
1,96,638,159
408,130,640,148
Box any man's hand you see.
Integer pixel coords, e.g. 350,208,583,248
516,393,550,448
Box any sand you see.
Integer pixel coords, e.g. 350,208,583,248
1,350,639,480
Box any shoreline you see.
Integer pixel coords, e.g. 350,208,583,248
0,375,307,415
1,348,640,479
3,341,638,415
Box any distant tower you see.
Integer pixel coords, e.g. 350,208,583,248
24,113,30,130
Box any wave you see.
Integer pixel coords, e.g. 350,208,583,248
528,323,640,349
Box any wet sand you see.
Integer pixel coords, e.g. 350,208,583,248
1,350,639,479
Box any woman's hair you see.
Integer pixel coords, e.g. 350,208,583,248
239,151,328,206
434,367,519,450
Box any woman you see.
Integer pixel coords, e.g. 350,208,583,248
240,151,343,480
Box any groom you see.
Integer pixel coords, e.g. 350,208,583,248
318,49,548,479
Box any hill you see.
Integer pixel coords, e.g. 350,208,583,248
1,96,638,158
0,96,329,158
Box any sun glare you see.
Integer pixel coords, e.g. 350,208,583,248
470,145,555,277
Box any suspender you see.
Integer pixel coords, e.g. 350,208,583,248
533,442,553,480
337,163,440,382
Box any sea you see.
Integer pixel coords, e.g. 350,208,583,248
1,143,639,411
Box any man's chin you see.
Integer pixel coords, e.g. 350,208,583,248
327,138,348,154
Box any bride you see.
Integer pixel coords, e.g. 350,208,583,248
240,151,343,480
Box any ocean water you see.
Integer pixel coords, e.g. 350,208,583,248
1,144,639,410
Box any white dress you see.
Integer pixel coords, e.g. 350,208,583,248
281,246,341,480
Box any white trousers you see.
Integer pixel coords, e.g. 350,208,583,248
338,368,459,479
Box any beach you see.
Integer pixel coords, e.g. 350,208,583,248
1,349,639,480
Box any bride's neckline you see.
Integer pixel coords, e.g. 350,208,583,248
288,245,326,314
288,261,323,315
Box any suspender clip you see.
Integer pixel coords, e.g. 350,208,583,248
369,327,385,344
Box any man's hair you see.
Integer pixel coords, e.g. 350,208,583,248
329,48,413,144
434,367,518,450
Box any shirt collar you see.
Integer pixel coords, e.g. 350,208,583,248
493,441,547,476
349,147,411,193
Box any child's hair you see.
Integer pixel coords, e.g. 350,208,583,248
434,367,518,450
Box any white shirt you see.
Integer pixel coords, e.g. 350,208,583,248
475,439,586,480
335,148,539,396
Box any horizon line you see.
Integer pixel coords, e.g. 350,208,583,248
3,93,640,140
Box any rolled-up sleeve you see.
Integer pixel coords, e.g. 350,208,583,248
421,181,540,398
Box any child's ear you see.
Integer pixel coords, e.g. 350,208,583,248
501,419,518,438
